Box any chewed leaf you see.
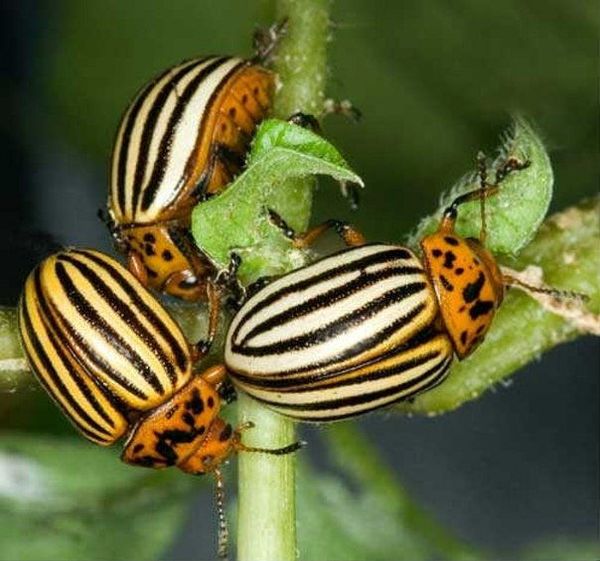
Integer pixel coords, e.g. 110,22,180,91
191,119,363,283
410,117,553,255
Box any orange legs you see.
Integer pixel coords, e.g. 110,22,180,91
266,208,367,249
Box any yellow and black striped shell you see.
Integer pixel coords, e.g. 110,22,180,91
225,244,454,421
18,249,193,444
107,56,275,300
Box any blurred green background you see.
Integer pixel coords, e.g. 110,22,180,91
1,1,597,560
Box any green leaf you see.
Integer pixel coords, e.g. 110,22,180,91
191,119,363,284
409,117,553,255
0,433,198,561
296,424,481,561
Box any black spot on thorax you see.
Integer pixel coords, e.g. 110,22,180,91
463,272,485,303
443,251,457,269
219,424,233,442
469,300,494,319
186,389,204,414
439,274,454,291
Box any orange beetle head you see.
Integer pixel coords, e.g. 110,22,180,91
421,229,504,360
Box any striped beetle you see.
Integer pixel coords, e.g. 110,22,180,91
18,248,300,558
224,155,569,421
104,53,276,352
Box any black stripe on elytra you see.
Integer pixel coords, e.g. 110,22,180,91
231,323,443,388
302,358,453,422
115,61,199,217
22,282,114,441
32,271,133,414
140,57,232,212
239,265,424,346
60,254,180,385
185,60,250,201
409,358,452,395
233,246,415,335
115,71,166,217
234,343,441,391
285,347,443,393
34,270,134,413
39,272,148,405
54,261,165,396
252,356,452,414
79,250,189,374
127,58,209,216
233,281,427,357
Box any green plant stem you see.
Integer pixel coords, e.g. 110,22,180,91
236,2,331,560
0,307,29,392
236,393,299,561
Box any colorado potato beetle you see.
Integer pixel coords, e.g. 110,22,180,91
103,53,275,352
224,156,567,421
18,248,300,558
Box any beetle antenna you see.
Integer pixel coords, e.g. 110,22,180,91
503,274,588,302
213,467,229,560
476,152,489,244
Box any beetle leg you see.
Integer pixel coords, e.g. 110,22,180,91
162,270,205,301
190,281,223,362
252,18,288,64
287,111,322,133
127,251,148,286
246,276,274,298
440,154,530,234
199,364,228,386
267,208,366,249
217,379,238,404
214,252,246,308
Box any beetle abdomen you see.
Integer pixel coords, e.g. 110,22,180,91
225,244,453,420
18,249,192,444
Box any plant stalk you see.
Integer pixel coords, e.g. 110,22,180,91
236,1,331,560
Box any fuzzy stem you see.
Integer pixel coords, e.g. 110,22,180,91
236,1,331,560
